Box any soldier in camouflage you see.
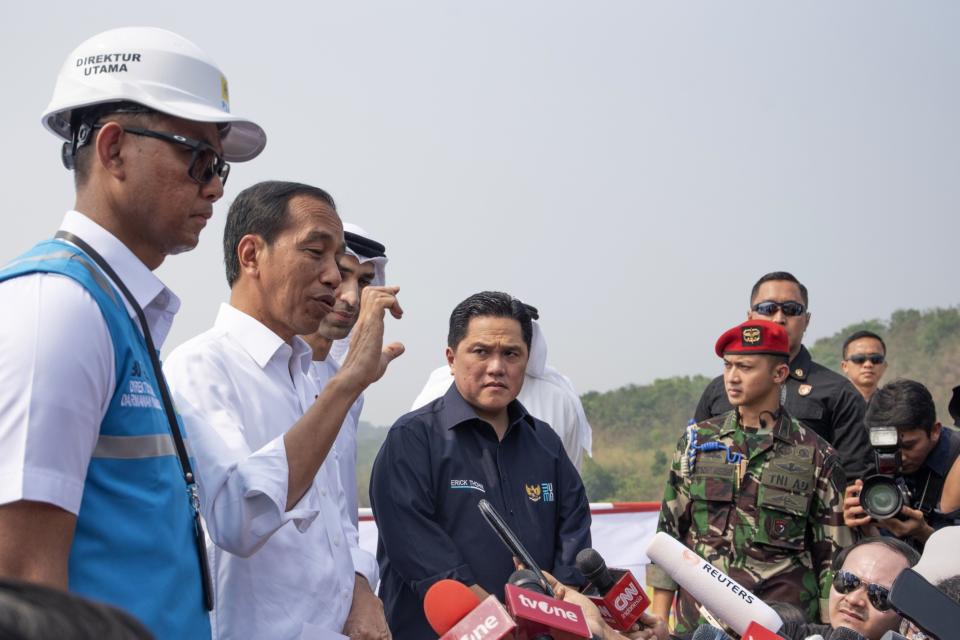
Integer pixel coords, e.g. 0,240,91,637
647,319,853,636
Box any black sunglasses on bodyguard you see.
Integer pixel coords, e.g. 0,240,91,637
845,354,886,366
832,569,892,611
92,123,230,186
752,300,807,317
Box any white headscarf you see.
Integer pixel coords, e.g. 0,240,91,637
328,223,388,365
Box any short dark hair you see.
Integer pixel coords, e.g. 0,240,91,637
865,379,937,435
223,180,337,286
831,536,920,573
447,291,534,350
842,330,886,358
71,104,163,188
750,271,809,307
0,578,152,639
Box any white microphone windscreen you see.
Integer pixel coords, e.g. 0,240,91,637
645,532,783,635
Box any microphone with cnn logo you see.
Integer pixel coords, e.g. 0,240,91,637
575,548,649,632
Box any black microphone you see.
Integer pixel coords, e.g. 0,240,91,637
826,628,866,640
576,549,614,592
690,624,735,640
690,622,790,640
575,548,649,631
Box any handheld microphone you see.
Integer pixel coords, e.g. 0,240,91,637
505,569,592,639
423,579,517,640
575,548,649,632
478,499,554,596
888,525,960,640
691,622,789,640
690,624,735,640
826,628,866,640
645,532,783,635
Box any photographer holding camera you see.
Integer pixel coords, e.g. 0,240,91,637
844,379,960,548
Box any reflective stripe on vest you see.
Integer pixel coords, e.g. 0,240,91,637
92,434,182,459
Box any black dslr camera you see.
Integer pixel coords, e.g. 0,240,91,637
860,425,912,520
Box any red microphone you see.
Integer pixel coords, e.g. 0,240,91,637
575,549,649,631
423,579,517,640
505,570,592,639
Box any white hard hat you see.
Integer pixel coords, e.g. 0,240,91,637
42,27,266,162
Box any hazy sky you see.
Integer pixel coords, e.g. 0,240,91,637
2,2,957,426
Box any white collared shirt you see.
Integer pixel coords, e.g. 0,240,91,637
164,304,358,639
0,210,179,513
308,358,379,588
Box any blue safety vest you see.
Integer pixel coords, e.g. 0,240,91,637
0,239,211,639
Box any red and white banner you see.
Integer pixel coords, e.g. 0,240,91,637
358,502,661,584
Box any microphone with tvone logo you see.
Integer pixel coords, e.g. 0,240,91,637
575,548,649,632
505,569,592,640
423,579,517,640
645,532,783,636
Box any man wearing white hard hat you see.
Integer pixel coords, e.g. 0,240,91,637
0,27,264,639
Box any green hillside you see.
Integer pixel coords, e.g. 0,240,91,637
355,306,960,507
582,306,960,502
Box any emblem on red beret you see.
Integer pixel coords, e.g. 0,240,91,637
741,327,762,345
715,320,790,358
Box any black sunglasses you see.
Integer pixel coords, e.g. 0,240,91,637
752,300,807,317
846,354,886,366
93,124,230,186
832,569,892,611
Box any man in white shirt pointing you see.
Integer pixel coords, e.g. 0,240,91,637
164,180,401,639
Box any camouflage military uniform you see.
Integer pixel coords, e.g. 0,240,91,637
646,409,852,635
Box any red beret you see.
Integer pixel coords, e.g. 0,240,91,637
715,320,790,358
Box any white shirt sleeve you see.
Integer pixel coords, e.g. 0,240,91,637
164,347,325,558
0,274,114,513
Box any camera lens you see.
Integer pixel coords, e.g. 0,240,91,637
861,476,903,520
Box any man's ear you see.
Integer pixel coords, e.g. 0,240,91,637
94,122,127,180
773,362,790,385
236,235,265,281
931,421,943,444
445,346,455,373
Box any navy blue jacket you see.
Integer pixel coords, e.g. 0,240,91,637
370,384,591,639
